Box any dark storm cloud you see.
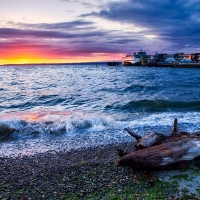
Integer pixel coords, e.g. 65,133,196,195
81,0,200,51
1,15,143,55
104,38,139,44
3,0,199,59
7,20,95,30
81,0,199,27
0,28,105,39
0,23,139,56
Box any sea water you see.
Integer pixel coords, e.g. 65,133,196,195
0,64,200,156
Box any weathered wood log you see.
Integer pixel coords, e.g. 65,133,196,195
124,128,142,141
117,119,200,171
116,134,200,170
124,128,165,149
137,132,163,148
171,119,190,136
171,118,178,135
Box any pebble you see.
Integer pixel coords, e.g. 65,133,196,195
0,142,193,199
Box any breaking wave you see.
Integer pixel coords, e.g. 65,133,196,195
0,110,200,157
0,112,117,141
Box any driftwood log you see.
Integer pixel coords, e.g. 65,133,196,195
124,128,142,141
116,119,200,171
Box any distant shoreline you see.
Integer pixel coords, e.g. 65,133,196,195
2,62,200,68
0,62,119,66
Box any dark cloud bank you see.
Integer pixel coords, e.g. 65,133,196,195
1,0,200,59
0,19,139,56
81,0,200,52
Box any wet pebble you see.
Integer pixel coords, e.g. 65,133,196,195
0,142,193,199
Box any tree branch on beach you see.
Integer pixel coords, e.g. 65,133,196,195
116,119,200,172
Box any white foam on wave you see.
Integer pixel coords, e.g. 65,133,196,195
0,111,199,137
127,112,200,134
0,110,121,138
0,110,199,157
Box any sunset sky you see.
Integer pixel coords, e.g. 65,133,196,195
0,0,200,64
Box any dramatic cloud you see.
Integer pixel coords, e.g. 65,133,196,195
0,28,106,39
81,0,200,52
1,0,200,64
0,19,141,63
6,20,95,31
0,16,145,60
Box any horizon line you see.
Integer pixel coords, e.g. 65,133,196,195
0,61,122,66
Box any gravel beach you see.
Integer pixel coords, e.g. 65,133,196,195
0,142,199,200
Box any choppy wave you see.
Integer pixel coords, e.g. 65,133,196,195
105,100,200,113
0,110,200,157
0,111,117,141
0,111,200,157
0,65,200,157
123,84,152,92
1,110,200,140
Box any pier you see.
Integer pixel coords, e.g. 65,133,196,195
122,51,200,68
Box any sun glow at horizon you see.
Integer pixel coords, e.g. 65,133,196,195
0,49,123,65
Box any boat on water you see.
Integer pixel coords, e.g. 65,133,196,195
122,50,148,66
122,50,200,68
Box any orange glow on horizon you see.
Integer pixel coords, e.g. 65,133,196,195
0,48,123,65
0,110,74,122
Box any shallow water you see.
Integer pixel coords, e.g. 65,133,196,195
0,64,200,156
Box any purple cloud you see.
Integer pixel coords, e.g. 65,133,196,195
80,0,200,52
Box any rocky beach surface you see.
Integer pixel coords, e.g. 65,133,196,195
1,142,200,200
